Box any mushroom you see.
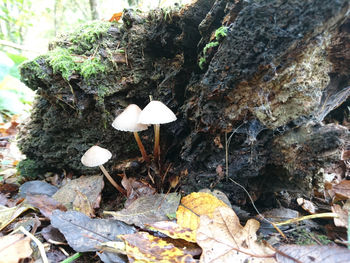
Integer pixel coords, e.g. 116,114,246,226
112,104,150,163
81,145,126,195
138,100,177,162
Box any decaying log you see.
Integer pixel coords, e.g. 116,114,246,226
19,0,349,203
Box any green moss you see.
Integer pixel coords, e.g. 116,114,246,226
49,47,78,80
47,47,108,81
68,20,112,53
293,229,332,245
80,57,106,79
17,159,41,179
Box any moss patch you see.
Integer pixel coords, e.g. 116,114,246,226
47,20,112,81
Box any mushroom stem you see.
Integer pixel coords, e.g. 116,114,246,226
133,132,150,163
99,165,126,196
153,124,160,162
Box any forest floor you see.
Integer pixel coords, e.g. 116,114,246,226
1,113,350,263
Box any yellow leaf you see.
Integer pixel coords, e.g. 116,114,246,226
176,192,228,231
120,231,196,263
147,221,196,243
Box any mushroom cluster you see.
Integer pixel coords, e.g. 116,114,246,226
81,100,176,193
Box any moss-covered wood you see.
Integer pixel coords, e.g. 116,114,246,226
19,0,349,203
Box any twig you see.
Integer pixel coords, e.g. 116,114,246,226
225,123,286,238
274,212,338,226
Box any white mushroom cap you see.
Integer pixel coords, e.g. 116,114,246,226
138,100,177,125
81,145,112,167
112,104,148,132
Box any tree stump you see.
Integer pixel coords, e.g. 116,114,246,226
19,0,349,204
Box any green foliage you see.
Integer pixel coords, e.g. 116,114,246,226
80,57,106,79
17,159,41,180
0,0,34,43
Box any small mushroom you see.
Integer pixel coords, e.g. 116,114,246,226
112,104,150,163
81,145,126,195
138,100,176,162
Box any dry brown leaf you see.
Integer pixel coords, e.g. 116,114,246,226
105,193,180,228
147,221,196,243
332,180,350,200
196,206,276,263
52,175,104,210
0,234,32,263
25,194,67,218
176,192,228,231
331,204,348,228
120,231,196,263
73,190,95,217
121,175,156,208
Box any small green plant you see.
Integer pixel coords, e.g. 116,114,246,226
215,26,228,40
203,41,219,55
198,26,229,70
199,57,206,70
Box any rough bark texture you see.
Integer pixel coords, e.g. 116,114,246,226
19,0,350,204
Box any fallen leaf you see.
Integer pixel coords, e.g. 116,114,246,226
147,221,196,243
106,193,180,228
196,206,276,263
276,245,350,263
332,180,350,200
73,190,95,217
0,203,33,231
51,210,135,252
19,180,58,198
121,175,156,208
25,194,66,218
331,204,348,228
0,234,32,263
176,192,228,231
199,189,231,207
109,12,123,22
52,175,103,210
120,231,196,262
41,225,66,243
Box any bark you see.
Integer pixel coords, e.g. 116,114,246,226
19,0,350,204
